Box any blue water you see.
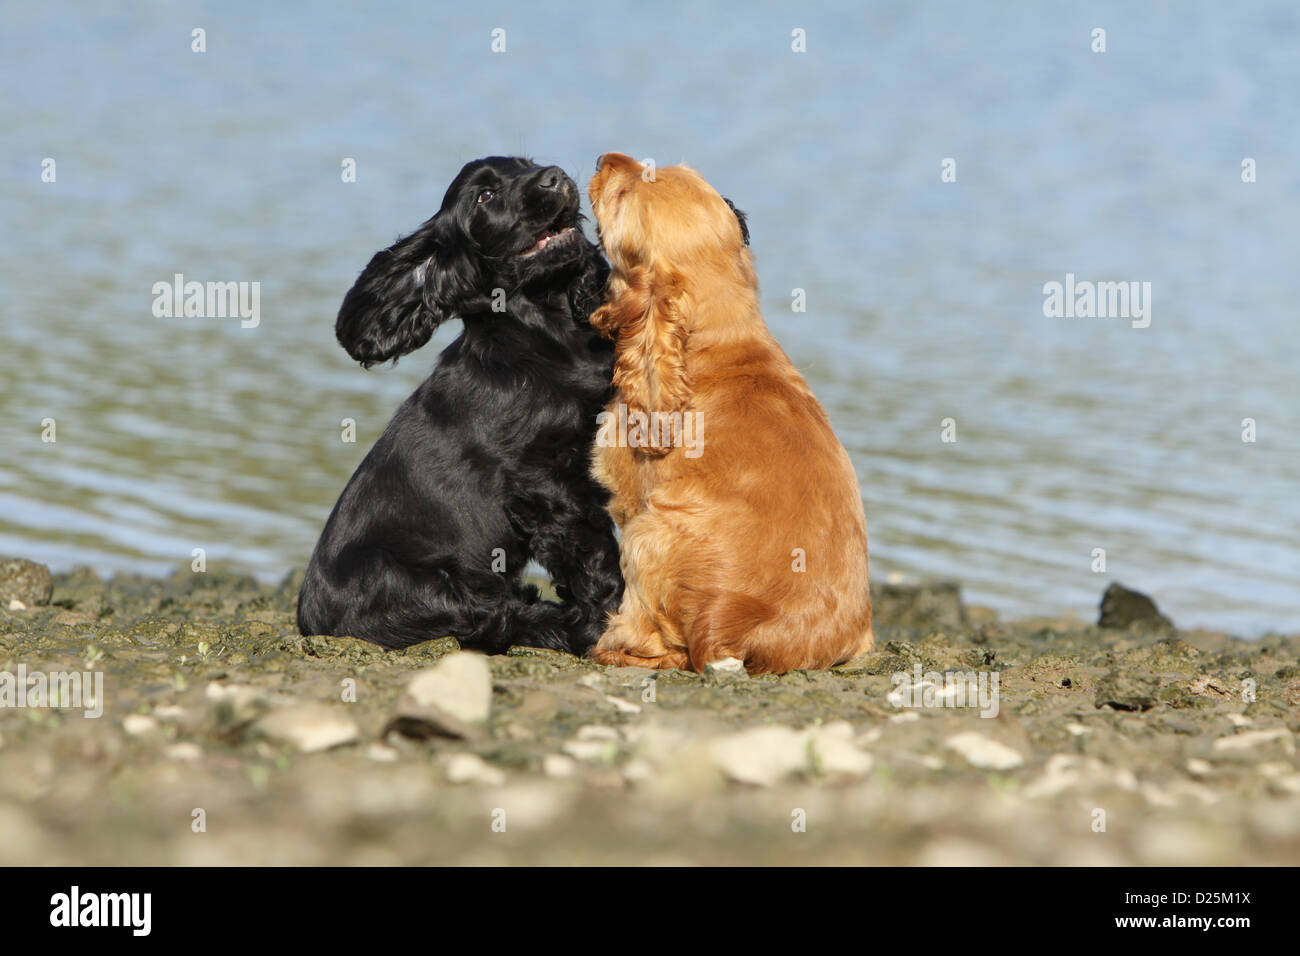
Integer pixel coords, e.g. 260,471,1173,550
1,1,1297,634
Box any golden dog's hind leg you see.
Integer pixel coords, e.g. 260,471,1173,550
590,593,689,670
686,589,778,673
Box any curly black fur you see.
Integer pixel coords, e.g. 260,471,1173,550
298,157,623,654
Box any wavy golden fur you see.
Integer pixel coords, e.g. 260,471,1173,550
587,152,873,674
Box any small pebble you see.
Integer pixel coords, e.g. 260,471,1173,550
122,714,157,737
562,739,618,763
256,706,359,753
604,694,642,714
445,753,505,786
542,754,577,778
576,725,620,741
945,732,1024,770
164,742,203,762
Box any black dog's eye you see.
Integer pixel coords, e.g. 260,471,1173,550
476,188,496,204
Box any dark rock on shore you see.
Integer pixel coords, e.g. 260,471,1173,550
1098,581,1173,631
871,579,966,632
0,558,53,608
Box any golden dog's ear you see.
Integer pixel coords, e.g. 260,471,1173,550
597,266,691,454
590,268,647,340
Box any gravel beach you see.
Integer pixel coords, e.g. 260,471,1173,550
1,561,1296,865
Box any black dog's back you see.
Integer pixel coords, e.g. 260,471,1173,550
298,158,621,653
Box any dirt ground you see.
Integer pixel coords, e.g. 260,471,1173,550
1,563,1297,865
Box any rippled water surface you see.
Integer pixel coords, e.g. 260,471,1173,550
2,2,1297,634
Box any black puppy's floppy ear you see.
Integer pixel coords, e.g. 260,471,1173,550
335,220,444,367
723,197,750,246
336,215,490,368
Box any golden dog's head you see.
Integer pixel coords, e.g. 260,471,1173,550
588,152,749,273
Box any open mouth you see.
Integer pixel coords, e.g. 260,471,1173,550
521,209,578,256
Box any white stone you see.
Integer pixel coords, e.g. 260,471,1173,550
165,742,203,762
857,727,884,746
576,724,620,741
256,706,359,753
944,732,1024,770
562,739,618,763
445,753,505,786
405,653,493,724
710,726,808,786
1139,783,1179,808
903,753,945,771
205,680,260,703
1213,728,1292,753
1271,774,1300,794
1023,754,1138,799
887,678,933,708
806,723,874,777
122,714,158,736
204,682,266,725
622,758,655,783
542,754,577,778
604,694,642,714
703,657,748,679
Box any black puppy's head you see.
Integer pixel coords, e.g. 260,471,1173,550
336,157,591,366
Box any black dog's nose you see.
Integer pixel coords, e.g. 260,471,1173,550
538,165,565,190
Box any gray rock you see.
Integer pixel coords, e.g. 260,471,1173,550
1094,669,1161,711
0,558,53,608
1098,582,1173,631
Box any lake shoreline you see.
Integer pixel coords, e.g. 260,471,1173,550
1,561,1296,864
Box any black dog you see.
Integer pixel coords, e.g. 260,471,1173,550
298,157,623,654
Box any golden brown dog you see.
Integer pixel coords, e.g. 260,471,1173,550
586,152,873,674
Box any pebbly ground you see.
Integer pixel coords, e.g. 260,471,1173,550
0,561,1297,865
